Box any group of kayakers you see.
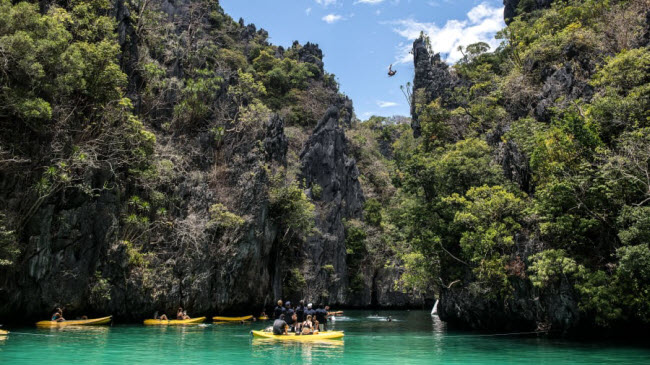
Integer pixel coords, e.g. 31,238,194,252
271,299,331,335
44,302,335,334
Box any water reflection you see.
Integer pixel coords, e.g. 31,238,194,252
37,325,112,335
431,314,446,333
250,338,344,364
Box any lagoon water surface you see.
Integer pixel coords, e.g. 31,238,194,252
1,310,649,364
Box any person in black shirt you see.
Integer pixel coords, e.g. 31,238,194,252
295,300,305,323
315,304,327,331
273,300,285,320
285,301,295,330
305,303,315,319
272,314,288,335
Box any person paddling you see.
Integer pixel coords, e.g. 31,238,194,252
154,311,168,321
177,307,190,320
273,314,288,335
51,308,65,322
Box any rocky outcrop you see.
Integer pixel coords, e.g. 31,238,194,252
264,114,289,165
298,42,325,76
531,63,594,122
0,175,120,319
503,0,554,24
410,36,459,138
0,0,427,324
437,235,582,334
299,107,365,304
438,277,581,333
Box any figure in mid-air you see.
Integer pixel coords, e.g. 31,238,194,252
388,64,397,77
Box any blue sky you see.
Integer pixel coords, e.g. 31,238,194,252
221,0,506,120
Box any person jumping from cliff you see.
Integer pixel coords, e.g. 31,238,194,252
388,64,397,77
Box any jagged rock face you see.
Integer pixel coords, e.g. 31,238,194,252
438,278,581,333
0,175,120,318
503,0,554,24
410,37,458,138
299,107,365,304
351,265,433,308
299,42,325,76
265,114,289,165
495,139,533,194
0,115,284,320
438,237,582,334
532,64,594,122
0,0,427,323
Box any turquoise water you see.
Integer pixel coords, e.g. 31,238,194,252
1,310,649,364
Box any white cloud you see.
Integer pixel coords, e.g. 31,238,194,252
377,101,399,108
355,0,385,4
389,2,504,64
322,14,344,23
306,7,312,15
316,0,338,7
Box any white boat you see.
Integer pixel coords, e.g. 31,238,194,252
431,300,439,315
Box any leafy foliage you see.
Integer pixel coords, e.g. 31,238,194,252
384,0,650,328
269,173,316,242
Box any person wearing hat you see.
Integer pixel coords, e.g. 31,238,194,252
305,303,315,320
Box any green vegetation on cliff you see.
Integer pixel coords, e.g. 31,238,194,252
364,0,650,330
0,0,368,319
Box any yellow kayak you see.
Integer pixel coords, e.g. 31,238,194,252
258,316,269,320
212,315,253,322
0,329,8,335
143,317,205,325
36,316,112,327
251,330,344,341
